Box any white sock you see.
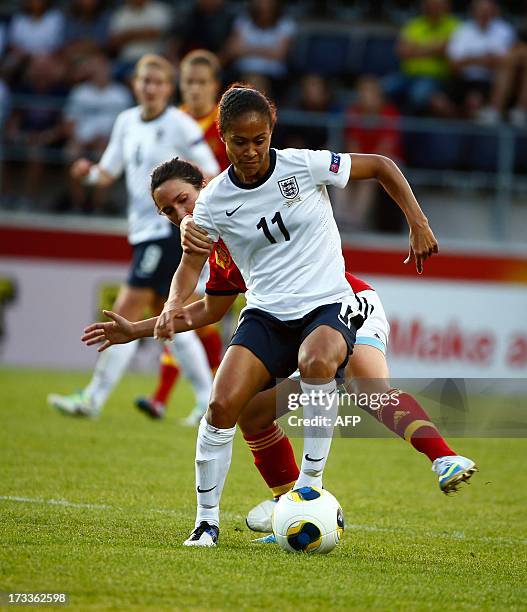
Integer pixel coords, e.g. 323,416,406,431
84,341,138,411
295,380,338,490
170,331,212,417
194,417,236,527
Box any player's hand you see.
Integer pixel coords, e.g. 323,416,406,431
180,216,213,255
81,310,135,352
71,158,92,180
404,222,438,274
154,299,191,339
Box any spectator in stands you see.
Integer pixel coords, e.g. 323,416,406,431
480,20,527,126
223,0,296,97
109,0,172,80
4,53,69,207
175,0,236,60
63,53,132,213
0,79,10,127
337,75,404,232
280,74,337,150
383,0,459,115
4,0,65,83
64,0,111,55
447,0,515,119
0,19,6,56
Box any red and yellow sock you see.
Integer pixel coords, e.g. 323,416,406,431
152,346,180,405
244,423,299,497
375,390,455,462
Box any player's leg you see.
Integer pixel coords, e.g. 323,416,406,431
238,380,301,532
48,284,155,417
185,344,271,547
348,289,476,493
135,345,181,419
295,322,351,490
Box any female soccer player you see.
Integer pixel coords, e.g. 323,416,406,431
47,54,220,419
154,85,442,547
137,49,229,422
82,157,475,541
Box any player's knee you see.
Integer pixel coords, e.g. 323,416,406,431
237,410,272,437
298,351,337,380
208,397,238,428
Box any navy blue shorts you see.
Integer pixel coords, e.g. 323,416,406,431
127,225,182,298
230,302,363,383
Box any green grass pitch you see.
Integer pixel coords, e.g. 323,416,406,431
1,368,526,611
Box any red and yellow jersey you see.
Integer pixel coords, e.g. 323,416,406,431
205,241,373,296
180,104,230,171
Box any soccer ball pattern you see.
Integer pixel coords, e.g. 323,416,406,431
272,486,344,554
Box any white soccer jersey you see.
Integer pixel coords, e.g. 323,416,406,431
193,148,356,320
100,105,219,245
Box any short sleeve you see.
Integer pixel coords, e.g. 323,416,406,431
178,112,220,176
193,196,220,242
306,149,352,189
205,263,241,295
99,111,125,178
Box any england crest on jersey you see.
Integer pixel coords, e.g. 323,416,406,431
278,176,299,200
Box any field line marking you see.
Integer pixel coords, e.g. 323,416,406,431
1,495,525,545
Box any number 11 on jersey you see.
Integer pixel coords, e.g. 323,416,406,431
256,211,291,244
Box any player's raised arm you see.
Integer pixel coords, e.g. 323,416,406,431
348,153,438,274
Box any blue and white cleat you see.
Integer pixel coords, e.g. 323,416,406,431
251,533,276,544
432,455,477,494
246,499,277,533
183,521,219,547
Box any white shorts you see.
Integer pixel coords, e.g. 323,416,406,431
288,289,390,381
354,289,389,355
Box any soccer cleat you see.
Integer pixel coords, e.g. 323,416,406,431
183,521,219,547
432,455,477,494
251,533,277,544
134,396,166,419
180,407,205,427
47,391,98,418
245,498,277,533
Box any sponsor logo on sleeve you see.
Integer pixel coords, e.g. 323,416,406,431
329,152,341,173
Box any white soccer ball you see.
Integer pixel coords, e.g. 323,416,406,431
272,486,344,554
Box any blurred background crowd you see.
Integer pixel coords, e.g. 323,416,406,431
1,0,527,240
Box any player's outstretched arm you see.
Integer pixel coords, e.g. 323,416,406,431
163,294,237,334
81,310,155,352
83,294,236,351
349,153,438,274
155,251,208,339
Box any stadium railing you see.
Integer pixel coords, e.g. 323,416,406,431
1,95,525,242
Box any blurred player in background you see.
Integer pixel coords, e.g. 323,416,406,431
135,49,229,424
47,54,220,418
81,158,476,543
